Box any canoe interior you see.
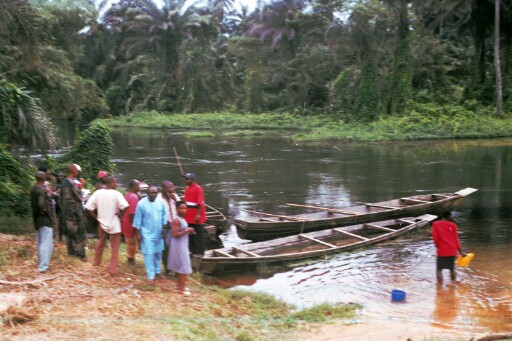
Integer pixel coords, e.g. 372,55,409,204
233,189,476,241
197,215,437,275
217,219,411,258
237,194,452,224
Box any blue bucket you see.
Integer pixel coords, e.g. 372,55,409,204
391,289,406,302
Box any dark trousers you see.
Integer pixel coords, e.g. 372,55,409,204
162,229,170,271
188,223,204,256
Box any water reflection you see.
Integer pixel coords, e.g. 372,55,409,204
433,285,458,327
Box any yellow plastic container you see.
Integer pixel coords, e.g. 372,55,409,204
456,253,474,267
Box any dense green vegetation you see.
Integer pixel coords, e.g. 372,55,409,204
0,145,32,216
104,107,512,141
0,121,114,219
1,0,512,218
1,0,511,132
105,111,330,131
56,121,115,180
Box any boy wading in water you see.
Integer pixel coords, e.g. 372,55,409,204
169,201,195,296
432,211,466,285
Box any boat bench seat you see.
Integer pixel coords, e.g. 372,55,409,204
214,249,236,258
233,247,261,257
400,198,430,205
298,234,336,248
332,228,369,240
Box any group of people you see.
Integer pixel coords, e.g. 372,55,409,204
30,163,206,295
30,162,467,290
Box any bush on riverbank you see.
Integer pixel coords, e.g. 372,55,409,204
0,146,32,216
103,111,330,131
295,103,512,141
56,121,115,180
102,105,512,142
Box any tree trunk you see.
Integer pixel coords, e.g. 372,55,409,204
386,0,411,115
494,0,503,116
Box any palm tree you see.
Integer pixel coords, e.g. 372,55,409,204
102,0,215,111
0,80,57,150
495,0,503,116
105,0,211,73
0,0,48,74
246,0,305,49
415,0,495,85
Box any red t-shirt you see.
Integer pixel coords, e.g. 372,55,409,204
121,192,139,237
432,219,461,257
184,183,206,224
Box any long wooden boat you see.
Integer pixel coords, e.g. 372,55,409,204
196,214,437,275
204,203,227,238
235,188,477,241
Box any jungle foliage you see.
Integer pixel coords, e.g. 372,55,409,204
0,145,32,216
0,0,510,128
0,121,114,218
55,120,115,181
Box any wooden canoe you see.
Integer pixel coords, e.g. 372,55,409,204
234,188,477,241
204,203,227,239
196,214,438,275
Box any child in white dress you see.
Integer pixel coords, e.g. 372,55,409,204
169,201,196,295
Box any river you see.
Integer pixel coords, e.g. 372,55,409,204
64,126,512,335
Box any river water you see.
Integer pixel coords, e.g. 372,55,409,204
67,127,512,334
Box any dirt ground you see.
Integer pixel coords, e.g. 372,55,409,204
0,234,493,340
296,320,473,341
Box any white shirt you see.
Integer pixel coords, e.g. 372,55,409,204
85,189,129,234
156,192,180,224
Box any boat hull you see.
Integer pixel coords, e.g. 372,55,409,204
197,214,438,275
234,188,477,241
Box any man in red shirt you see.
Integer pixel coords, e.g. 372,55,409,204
121,179,140,265
432,211,466,284
183,172,206,256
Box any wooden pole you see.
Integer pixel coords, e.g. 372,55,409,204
240,209,309,221
173,147,185,176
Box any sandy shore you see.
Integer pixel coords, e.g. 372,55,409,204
297,319,473,341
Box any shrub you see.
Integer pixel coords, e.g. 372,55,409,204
0,145,32,216
57,121,114,180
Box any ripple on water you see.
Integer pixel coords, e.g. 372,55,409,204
229,237,512,334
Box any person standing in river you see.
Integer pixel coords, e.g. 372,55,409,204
183,172,206,256
133,186,168,283
432,211,466,285
31,171,56,272
121,179,141,265
85,176,129,275
60,163,87,260
157,180,180,273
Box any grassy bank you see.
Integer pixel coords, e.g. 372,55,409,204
101,105,512,141
0,233,360,340
103,111,330,132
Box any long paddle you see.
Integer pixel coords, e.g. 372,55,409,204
173,147,185,176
